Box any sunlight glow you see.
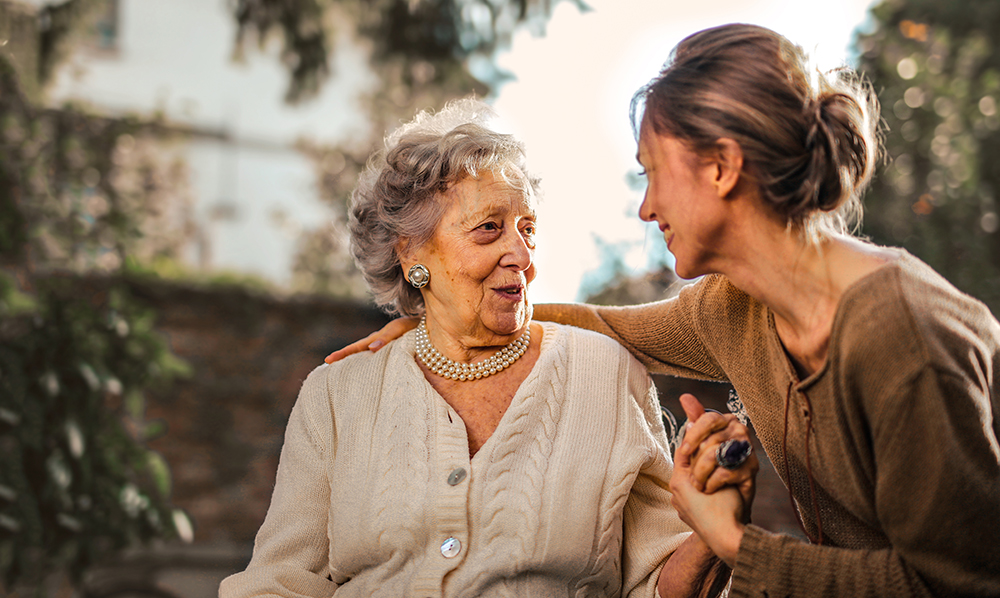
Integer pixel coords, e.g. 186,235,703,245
494,0,876,303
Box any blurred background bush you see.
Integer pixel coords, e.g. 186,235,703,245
0,0,996,595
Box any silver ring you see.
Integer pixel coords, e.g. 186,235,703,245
408,264,430,288
716,439,752,470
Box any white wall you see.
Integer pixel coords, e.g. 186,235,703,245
46,0,376,286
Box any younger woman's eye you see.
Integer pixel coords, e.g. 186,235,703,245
637,169,647,177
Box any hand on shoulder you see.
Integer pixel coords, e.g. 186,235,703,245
325,317,420,363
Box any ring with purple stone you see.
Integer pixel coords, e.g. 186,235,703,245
716,438,753,470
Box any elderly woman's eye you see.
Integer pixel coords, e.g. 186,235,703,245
479,222,500,231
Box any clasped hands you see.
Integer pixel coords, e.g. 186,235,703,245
671,393,758,568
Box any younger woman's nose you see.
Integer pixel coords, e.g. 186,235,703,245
638,192,655,222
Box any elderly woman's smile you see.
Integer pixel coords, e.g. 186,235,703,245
408,170,537,359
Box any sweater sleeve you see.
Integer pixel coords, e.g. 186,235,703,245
532,278,727,381
731,364,1000,597
619,349,694,597
219,366,340,598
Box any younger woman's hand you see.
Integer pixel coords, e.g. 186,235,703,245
324,317,419,363
670,393,755,568
669,460,745,568
675,393,758,512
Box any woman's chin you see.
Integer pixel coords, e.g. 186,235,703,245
672,259,703,281
482,304,531,338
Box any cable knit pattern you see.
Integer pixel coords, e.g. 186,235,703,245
220,322,691,598
539,250,1000,598
573,471,629,598
469,337,566,584
371,372,430,560
572,353,637,598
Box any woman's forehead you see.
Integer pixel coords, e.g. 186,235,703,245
446,172,536,216
636,119,657,158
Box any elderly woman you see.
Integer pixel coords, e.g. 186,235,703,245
219,99,745,598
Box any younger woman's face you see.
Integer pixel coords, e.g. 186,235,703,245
636,122,732,279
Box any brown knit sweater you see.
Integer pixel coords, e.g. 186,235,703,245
537,251,1000,597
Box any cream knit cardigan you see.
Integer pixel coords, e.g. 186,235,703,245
220,322,691,598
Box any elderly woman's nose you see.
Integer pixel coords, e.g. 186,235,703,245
500,229,533,269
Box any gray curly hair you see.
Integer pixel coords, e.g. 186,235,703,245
349,98,540,316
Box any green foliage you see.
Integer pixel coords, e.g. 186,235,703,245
233,0,588,103
37,0,112,87
857,0,1000,314
123,255,281,297
0,52,194,276
0,25,191,593
0,274,190,591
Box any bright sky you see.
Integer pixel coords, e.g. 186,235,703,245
493,0,876,303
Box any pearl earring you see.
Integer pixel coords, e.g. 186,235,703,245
408,264,430,288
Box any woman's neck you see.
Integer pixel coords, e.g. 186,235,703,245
720,226,893,375
423,314,530,364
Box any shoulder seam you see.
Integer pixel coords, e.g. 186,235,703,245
296,363,334,459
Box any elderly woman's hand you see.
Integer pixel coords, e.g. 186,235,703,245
325,316,419,363
675,393,758,510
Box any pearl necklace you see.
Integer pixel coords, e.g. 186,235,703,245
415,316,530,381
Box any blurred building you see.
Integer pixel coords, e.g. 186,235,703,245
34,0,375,287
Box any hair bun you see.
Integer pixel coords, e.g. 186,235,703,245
801,85,876,215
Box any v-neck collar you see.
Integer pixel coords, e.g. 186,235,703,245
402,322,559,463
766,249,907,391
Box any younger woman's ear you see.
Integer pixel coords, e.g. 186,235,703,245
713,138,744,199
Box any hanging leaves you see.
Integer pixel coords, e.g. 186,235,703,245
232,0,588,102
1,26,191,592
0,276,191,590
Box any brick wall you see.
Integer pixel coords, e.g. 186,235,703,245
123,279,391,546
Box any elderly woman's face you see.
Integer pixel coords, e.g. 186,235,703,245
410,170,537,345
